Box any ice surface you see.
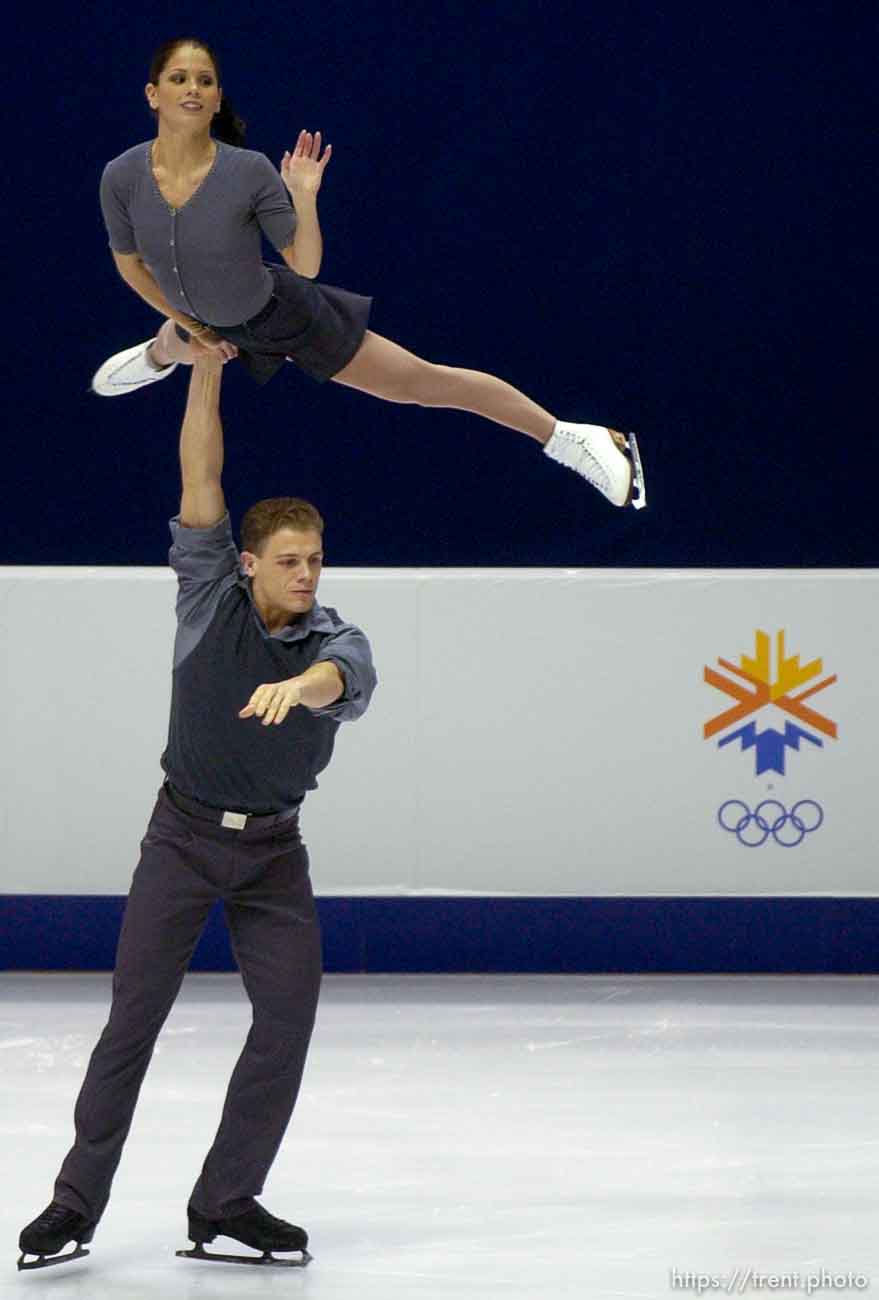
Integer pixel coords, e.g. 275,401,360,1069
3,973,879,1298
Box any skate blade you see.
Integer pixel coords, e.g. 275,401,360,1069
176,1244,312,1268
624,431,647,510
17,1245,90,1271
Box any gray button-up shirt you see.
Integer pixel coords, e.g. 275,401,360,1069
100,141,297,326
161,512,377,813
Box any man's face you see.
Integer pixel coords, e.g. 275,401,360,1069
241,528,324,620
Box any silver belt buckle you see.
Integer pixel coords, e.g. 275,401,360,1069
221,810,248,830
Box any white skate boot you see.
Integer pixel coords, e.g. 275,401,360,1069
91,340,177,396
543,422,647,509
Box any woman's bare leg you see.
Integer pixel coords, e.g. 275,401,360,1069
148,320,198,368
332,331,558,444
331,329,640,505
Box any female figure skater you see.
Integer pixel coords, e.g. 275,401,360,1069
93,37,645,509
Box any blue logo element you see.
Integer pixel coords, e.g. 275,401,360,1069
718,721,823,776
718,799,824,848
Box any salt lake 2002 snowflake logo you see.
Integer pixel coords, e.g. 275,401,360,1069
703,629,838,776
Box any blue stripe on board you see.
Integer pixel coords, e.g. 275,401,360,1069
3,896,879,973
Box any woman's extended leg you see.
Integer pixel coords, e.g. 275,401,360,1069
332,331,643,507
148,319,238,366
333,331,556,443
148,320,198,368
92,320,237,396
91,319,236,398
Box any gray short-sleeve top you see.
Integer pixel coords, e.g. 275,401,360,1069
99,141,298,327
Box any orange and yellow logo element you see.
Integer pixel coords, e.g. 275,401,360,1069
704,630,837,775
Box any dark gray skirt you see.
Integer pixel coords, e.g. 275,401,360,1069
178,263,372,385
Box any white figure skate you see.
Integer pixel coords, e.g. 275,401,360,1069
91,340,177,396
544,422,647,509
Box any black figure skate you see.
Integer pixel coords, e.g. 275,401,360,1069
18,1202,96,1271
176,1200,312,1268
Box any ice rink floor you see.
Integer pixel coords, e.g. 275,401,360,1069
3,972,879,1298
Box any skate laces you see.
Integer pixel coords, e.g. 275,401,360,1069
556,428,611,491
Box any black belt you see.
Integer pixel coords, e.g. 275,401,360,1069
164,782,299,831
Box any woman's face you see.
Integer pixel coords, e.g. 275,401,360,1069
146,44,222,128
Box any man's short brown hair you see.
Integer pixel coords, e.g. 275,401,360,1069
240,497,325,556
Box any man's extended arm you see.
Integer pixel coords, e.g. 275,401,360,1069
179,359,226,529
239,661,345,725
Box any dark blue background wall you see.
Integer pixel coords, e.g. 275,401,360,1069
5,1,875,568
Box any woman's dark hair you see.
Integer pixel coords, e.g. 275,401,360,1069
148,38,247,147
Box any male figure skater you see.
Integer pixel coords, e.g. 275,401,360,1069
18,351,377,1270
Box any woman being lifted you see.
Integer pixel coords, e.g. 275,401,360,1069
94,37,646,510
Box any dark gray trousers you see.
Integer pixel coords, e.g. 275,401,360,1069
53,785,322,1222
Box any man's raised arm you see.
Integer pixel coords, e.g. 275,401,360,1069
179,358,227,530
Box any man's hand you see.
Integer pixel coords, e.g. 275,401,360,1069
188,327,238,362
239,678,305,726
281,130,332,201
239,664,345,724
188,346,224,373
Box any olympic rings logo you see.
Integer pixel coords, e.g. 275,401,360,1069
718,799,824,848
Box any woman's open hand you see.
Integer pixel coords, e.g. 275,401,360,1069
281,130,332,202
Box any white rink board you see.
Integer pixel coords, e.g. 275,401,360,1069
0,567,874,896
